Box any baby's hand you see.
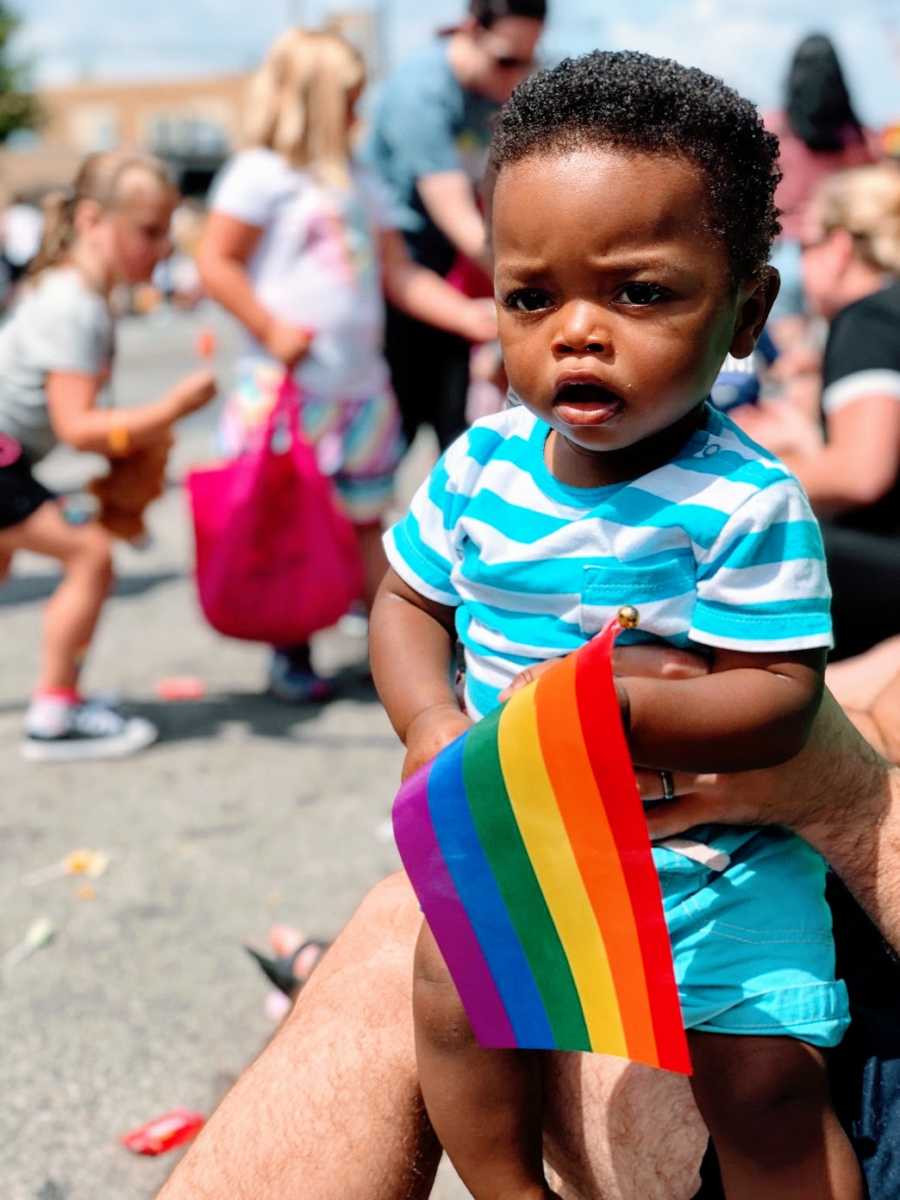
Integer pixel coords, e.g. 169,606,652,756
263,318,314,368
168,369,217,419
402,703,473,781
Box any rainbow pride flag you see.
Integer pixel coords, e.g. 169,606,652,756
393,612,691,1075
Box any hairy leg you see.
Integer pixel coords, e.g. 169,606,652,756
544,1055,706,1200
689,1032,862,1200
160,872,710,1200
0,504,113,691
414,921,557,1199
158,873,441,1200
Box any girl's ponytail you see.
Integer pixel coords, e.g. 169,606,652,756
28,187,77,279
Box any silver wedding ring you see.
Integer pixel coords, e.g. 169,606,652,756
658,769,675,802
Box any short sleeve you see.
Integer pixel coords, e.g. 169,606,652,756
822,298,900,415
27,280,113,376
691,478,833,652
384,440,473,606
376,81,462,184
209,149,283,228
356,168,403,231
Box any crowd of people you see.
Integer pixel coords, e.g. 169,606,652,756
2,4,900,1197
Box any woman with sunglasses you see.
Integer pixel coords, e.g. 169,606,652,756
363,0,545,452
739,162,900,659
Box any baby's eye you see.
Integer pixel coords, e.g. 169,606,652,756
503,287,552,313
615,282,671,306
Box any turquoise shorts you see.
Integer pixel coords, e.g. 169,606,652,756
656,830,850,1048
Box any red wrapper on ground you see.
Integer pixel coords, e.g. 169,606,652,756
120,1108,205,1155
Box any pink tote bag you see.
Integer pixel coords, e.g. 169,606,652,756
186,372,364,644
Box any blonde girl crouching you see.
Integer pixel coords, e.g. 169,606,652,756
0,150,217,761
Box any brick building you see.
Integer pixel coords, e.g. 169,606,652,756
0,8,383,201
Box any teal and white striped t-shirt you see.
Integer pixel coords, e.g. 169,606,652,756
386,403,832,724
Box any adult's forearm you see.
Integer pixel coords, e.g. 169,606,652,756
385,259,481,337
792,695,900,953
781,443,888,516
800,772,900,954
780,450,848,515
416,170,488,265
643,688,900,954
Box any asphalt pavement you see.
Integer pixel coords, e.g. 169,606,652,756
1,305,466,1198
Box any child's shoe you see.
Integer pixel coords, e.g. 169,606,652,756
267,650,333,704
21,696,158,763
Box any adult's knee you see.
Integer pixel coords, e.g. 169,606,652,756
361,871,420,935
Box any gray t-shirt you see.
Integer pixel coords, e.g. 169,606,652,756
0,267,115,462
362,40,497,275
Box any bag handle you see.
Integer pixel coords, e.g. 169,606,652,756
264,368,303,452
274,368,301,417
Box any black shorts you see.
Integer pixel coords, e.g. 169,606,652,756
0,434,54,530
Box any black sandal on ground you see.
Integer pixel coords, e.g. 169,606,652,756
243,939,330,998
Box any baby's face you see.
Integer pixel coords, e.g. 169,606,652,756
492,148,763,480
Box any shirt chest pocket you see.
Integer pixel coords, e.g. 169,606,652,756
579,560,696,637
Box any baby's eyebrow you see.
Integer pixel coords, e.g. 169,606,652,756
496,253,691,277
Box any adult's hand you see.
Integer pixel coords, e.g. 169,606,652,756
643,690,886,839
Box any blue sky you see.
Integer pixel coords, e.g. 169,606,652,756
12,0,900,125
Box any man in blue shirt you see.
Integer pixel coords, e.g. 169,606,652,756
364,0,546,450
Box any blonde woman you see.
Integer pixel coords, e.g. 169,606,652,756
740,162,900,657
198,28,496,704
0,151,216,760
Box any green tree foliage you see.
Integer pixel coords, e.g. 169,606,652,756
0,3,41,143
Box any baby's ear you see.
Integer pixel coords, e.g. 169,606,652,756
729,268,779,359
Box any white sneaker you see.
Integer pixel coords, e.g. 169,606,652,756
22,698,158,763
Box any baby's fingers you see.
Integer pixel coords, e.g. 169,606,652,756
498,659,558,701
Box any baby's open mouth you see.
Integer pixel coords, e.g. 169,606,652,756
552,382,624,427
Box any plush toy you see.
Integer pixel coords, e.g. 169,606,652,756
89,435,172,542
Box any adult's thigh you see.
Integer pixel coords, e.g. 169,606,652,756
159,872,441,1200
544,1054,706,1200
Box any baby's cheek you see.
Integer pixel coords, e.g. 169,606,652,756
499,336,540,395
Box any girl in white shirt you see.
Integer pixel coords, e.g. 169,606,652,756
199,27,496,704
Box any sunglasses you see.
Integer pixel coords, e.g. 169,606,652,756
798,234,828,254
489,52,535,70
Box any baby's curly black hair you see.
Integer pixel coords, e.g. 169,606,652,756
489,50,782,283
